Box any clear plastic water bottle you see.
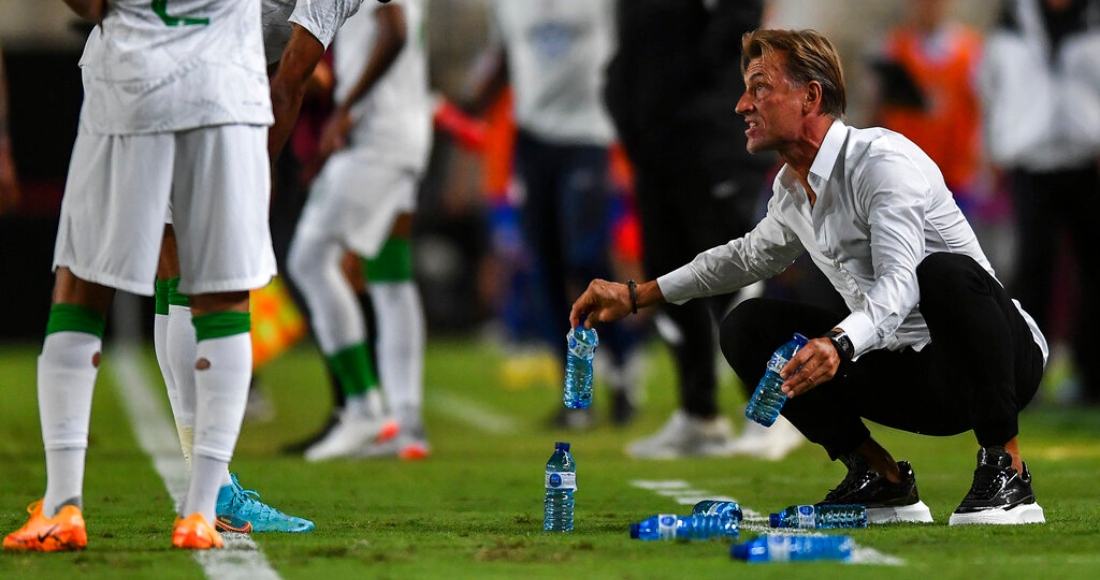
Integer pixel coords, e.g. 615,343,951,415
731,534,854,563
544,442,576,532
629,514,739,541
692,500,744,523
745,333,808,426
769,504,868,529
564,326,598,409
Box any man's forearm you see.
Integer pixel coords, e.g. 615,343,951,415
336,6,406,113
267,26,326,160
634,279,665,310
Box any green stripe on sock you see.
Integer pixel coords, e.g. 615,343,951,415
192,311,250,342
326,343,378,397
45,304,106,337
167,277,190,308
154,279,170,315
363,238,412,282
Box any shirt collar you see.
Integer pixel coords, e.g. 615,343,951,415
809,118,848,184
776,118,847,194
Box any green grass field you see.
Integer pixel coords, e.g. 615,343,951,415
2,336,1100,579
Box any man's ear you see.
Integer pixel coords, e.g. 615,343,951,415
804,81,823,114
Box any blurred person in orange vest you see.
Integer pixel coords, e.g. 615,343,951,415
869,0,984,210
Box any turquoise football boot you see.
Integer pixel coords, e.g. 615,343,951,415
215,474,315,533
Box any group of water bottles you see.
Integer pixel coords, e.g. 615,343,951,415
548,327,861,562
542,327,600,534
627,500,863,562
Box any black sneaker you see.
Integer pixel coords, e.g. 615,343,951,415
949,447,1045,525
818,455,934,523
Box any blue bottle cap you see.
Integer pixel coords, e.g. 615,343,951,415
793,333,809,345
555,442,570,451
731,541,751,560
629,523,640,539
769,513,781,527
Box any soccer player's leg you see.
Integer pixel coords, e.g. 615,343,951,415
157,226,311,533
363,213,429,460
8,130,172,551
169,124,276,548
287,154,400,461
288,231,394,461
3,270,111,552
154,225,198,465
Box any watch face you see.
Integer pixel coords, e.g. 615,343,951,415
827,331,853,359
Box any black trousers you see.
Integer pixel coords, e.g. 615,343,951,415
719,253,1045,459
1010,165,1100,402
513,130,632,365
636,166,767,418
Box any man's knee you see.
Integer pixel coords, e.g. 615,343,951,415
917,253,986,309
190,291,249,316
51,268,115,315
718,298,772,374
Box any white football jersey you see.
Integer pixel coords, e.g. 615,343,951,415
333,0,432,172
77,0,272,134
491,0,616,145
262,0,366,65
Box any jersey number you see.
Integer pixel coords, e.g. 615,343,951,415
152,0,210,27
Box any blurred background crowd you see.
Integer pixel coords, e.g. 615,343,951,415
1,0,1097,446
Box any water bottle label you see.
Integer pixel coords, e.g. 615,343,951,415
566,329,598,359
767,535,792,562
796,505,816,528
545,472,577,490
766,352,790,375
657,515,677,540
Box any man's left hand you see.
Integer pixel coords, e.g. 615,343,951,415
778,337,841,398
318,108,353,160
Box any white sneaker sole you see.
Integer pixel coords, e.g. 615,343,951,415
867,500,934,524
304,417,399,462
948,502,1045,525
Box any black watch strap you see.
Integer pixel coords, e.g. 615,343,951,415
824,329,854,361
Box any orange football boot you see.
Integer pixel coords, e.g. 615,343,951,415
171,513,224,550
3,500,88,552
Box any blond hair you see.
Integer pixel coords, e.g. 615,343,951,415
741,29,847,118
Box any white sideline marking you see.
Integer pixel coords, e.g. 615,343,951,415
427,390,519,434
630,479,903,565
110,343,281,580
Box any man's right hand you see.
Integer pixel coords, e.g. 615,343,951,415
569,279,637,329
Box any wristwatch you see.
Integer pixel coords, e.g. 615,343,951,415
824,329,854,361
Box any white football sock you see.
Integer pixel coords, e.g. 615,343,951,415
184,455,229,523
167,304,197,465
372,282,425,425
154,312,182,431
185,332,250,521
38,332,100,517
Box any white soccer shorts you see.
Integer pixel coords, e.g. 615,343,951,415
54,124,276,296
294,151,419,258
